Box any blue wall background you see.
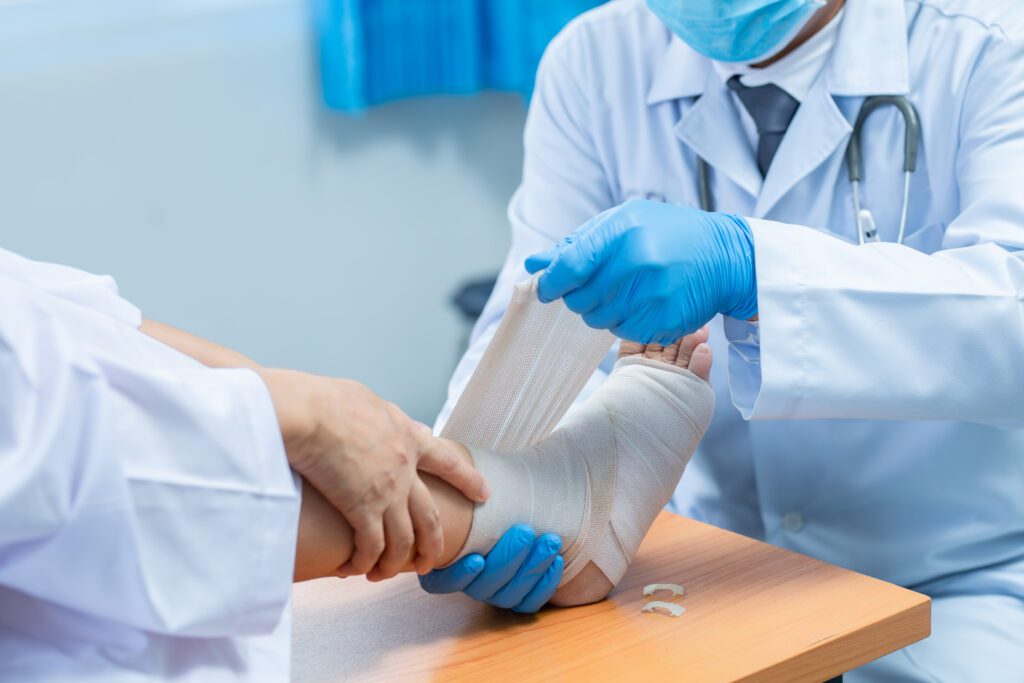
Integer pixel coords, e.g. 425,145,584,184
0,0,533,422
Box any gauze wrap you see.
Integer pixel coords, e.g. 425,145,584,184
441,277,614,452
442,277,714,586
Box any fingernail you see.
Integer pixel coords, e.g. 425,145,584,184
695,343,710,354
478,481,492,501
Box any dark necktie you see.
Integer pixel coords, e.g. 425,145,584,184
726,74,800,177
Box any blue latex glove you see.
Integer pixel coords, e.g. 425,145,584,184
525,200,757,345
419,524,563,613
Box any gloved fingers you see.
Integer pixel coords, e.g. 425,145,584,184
576,265,632,331
525,229,581,276
612,319,654,345
371,504,416,582
524,246,559,275
535,211,617,303
419,554,485,594
409,478,444,574
581,304,627,333
487,533,562,609
611,299,674,345
464,524,535,602
562,279,605,316
537,246,599,304
512,554,565,614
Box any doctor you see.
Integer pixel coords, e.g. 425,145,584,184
425,0,1024,679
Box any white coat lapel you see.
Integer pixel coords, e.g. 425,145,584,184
753,0,911,217
753,78,852,218
676,70,762,201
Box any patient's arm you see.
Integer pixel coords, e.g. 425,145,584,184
140,319,488,580
140,319,262,369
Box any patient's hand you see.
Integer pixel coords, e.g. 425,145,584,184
294,447,480,583
261,370,489,579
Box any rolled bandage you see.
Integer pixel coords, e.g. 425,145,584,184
441,276,614,452
461,357,714,586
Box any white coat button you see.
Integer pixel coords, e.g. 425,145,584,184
782,512,804,532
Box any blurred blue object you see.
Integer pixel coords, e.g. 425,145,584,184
316,0,607,113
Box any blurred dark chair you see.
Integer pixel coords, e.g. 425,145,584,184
452,274,498,323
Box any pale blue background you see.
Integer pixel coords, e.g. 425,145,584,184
0,0,526,422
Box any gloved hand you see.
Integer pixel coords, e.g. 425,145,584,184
525,199,758,345
419,524,563,613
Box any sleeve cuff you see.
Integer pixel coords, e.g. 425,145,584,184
730,217,813,420
723,316,762,420
236,368,303,632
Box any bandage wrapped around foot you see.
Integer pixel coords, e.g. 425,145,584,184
442,278,714,586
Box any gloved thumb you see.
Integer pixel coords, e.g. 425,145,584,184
525,247,559,275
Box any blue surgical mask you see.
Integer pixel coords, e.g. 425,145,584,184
646,0,826,63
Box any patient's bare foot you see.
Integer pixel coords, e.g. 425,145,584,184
549,328,712,607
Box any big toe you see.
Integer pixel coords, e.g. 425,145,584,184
673,327,708,369
687,343,712,381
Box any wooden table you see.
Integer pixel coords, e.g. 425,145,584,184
292,512,930,682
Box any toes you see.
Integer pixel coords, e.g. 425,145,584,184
618,341,646,359
659,341,680,365
643,343,664,361
688,343,713,381
675,327,709,369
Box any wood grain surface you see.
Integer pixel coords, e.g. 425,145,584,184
292,511,930,682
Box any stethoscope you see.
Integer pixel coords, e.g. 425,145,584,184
695,95,922,245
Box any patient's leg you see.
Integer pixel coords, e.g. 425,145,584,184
550,335,712,605
461,330,713,606
296,332,712,608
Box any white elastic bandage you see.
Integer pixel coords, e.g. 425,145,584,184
586,358,713,584
458,356,713,586
457,400,617,582
443,276,713,587
441,277,614,451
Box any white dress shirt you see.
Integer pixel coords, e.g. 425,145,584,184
713,8,846,147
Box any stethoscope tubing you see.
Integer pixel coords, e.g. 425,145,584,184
694,95,922,245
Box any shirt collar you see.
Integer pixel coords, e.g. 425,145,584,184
645,0,910,105
712,7,845,103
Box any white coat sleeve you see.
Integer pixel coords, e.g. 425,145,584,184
0,267,300,637
435,28,617,430
0,248,142,327
729,34,1024,426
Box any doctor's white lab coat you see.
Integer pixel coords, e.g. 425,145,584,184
439,0,1024,676
0,249,300,681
